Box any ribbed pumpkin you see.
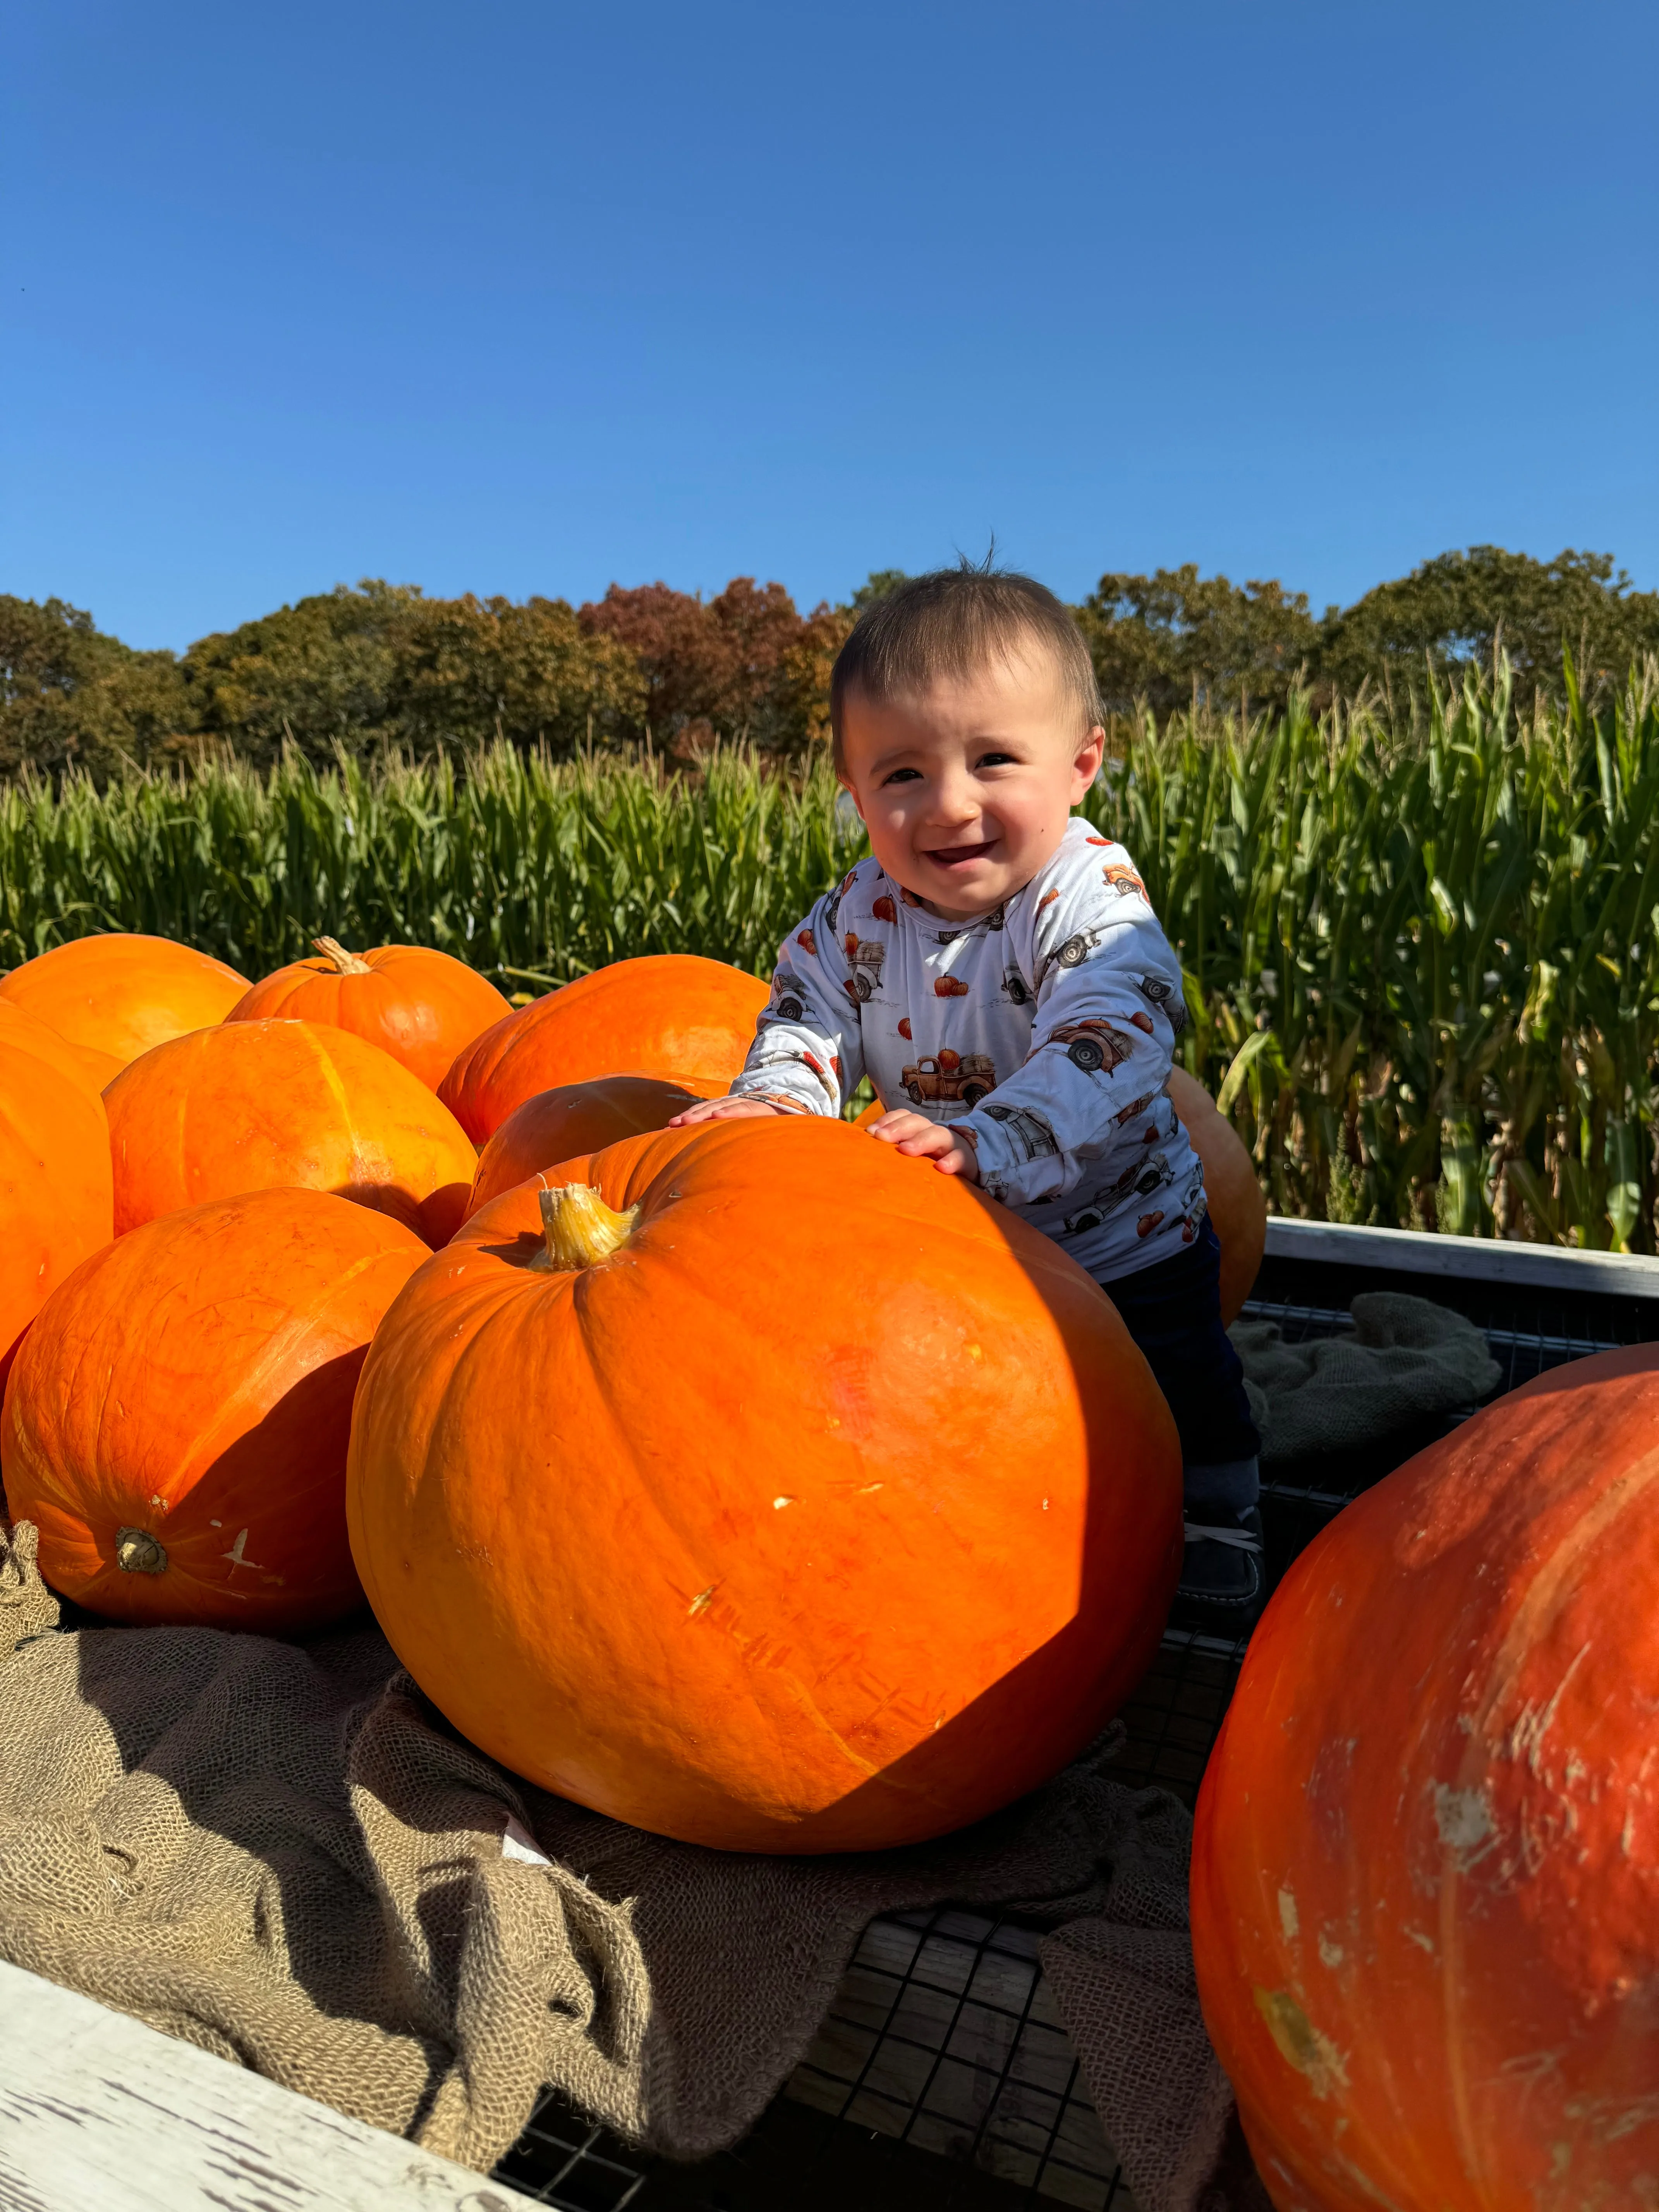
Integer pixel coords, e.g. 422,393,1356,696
348,1115,1183,1852
465,1073,707,1218
0,998,118,1101
1166,1068,1267,1323
438,954,764,1143
2,1188,428,1629
0,932,248,1073
104,1018,477,1246
1192,1345,1659,2212
228,938,512,1092
0,1029,114,1387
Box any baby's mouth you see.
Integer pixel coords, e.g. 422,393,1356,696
923,840,997,869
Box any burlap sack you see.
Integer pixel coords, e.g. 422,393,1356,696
1230,1289,1500,1463
0,1522,1241,2212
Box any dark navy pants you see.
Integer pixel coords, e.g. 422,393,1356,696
1098,1217,1261,1470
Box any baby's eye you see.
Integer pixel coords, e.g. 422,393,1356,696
976,751,1017,769
882,766,923,785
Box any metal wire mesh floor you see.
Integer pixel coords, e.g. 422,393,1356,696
491,1251,1659,2212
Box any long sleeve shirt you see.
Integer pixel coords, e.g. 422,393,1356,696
728,816,1207,1285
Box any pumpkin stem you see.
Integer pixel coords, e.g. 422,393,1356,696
312,935,373,975
115,1527,167,1575
538,1183,639,1270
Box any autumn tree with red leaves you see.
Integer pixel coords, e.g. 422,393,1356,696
578,578,850,757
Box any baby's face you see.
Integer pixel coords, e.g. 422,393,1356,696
840,648,1104,919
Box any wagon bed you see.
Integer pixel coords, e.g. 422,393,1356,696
5,1220,1656,2212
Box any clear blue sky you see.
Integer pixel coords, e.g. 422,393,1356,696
7,1,1656,651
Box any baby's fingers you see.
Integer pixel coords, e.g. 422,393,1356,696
667,1096,774,1127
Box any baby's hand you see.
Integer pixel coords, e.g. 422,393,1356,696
864,1108,981,1182
666,1096,791,1129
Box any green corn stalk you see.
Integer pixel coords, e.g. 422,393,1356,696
5,665,1659,1251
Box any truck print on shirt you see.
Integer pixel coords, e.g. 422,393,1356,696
1048,1018,1136,1075
769,967,809,1022
726,816,1203,1287
902,1051,996,1108
981,1101,1059,1161
1062,1150,1175,1237
843,938,887,1001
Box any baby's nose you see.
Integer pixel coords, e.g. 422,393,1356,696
927,778,981,823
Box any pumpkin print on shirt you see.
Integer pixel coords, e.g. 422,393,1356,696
735,816,1199,1285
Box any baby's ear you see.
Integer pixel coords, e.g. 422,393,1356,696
1072,726,1107,792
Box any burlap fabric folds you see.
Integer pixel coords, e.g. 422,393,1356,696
1231,1288,1500,1462
0,1521,1246,2212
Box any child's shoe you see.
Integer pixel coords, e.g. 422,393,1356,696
1174,1502,1265,1632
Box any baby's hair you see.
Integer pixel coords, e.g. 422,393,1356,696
830,559,1104,777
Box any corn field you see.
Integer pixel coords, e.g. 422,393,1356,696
3,665,1657,1250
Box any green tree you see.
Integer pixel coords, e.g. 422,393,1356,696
843,569,909,614
0,594,196,778
1318,547,1659,709
179,581,421,766
393,594,646,753
1076,565,1322,719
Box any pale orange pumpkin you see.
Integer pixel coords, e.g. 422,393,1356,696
348,1115,1183,1852
2,1187,428,1629
465,1073,707,1218
104,1018,477,1245
1192,1345,1659,2211
1166,1067,1267,1323
228,938,512,1092
0,998,119,1100
0,932,248,1073
438,954,765,1143
0,1026,114,1387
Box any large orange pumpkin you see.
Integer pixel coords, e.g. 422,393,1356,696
1166,1068,1267,1323
348,1115,1183,1852
0,1031,113,1388
465,1073,707,1218
0,932,248,1073
1192,1345,1659,2211
104,1018,477,1246
2,1188,428,1630
438,954,765,1143
228,938,513,1092
0,998,119,1100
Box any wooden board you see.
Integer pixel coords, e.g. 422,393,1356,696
0,1958,533,2212
1264,1214,1659,1298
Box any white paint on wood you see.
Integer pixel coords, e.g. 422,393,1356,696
1264,1215,1659,1299
0,1958,532,2212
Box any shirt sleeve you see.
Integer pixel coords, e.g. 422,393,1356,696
727,894,866,1118
954,853,1187,1206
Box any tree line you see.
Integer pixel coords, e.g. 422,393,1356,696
3,546,1656,780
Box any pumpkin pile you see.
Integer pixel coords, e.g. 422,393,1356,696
0,925,1206,1858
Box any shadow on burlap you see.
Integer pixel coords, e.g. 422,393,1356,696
1231,1290,1500,1463
0,1520,1260,2212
